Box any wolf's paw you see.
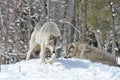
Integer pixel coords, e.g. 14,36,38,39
48,61,53,65
41,60,46,64
26,58,30,61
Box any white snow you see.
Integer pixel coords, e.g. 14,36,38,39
110,2,113,5
97,29,101,34
0,58,120,80
112,13,116,17
117,58,120,64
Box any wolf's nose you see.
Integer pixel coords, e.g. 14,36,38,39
64,56,67,58
53,51,55,53
64,56,68,59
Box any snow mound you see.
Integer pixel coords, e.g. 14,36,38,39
0,58,120,80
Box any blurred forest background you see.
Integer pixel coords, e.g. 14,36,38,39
0,0,120,64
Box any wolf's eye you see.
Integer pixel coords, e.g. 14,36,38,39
58,36,62,42
49,35,54,40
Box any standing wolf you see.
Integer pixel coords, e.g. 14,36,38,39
26,21,62,64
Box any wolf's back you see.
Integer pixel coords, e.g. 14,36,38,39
34,21,61,43
40,21,61,37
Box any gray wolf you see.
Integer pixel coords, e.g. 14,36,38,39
26,21,62,64
65,42,118,66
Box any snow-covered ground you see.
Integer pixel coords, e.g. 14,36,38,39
0,58,120,80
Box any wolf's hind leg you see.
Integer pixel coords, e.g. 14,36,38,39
26,42,37,60
26,30,37,60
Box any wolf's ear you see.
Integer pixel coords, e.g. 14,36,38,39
50,35,54,40
72,43,76,51
58,36,63,41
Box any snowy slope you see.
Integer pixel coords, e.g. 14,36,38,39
0,58,120,80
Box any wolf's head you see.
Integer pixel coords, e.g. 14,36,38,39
46,35,62,54
64,43,76,59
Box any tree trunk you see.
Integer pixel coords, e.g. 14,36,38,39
43,0,47,19
27,0,32,43
74,0,80,42
108,0,116,62
61,0,68,53
47,0,51,21
66,0,75,43
79,0,88,43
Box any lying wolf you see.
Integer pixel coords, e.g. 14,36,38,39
65,42,118,66
26,21,62,64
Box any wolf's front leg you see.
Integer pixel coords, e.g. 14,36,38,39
40,44,46,64
49,53,57,64
26,49,33,60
